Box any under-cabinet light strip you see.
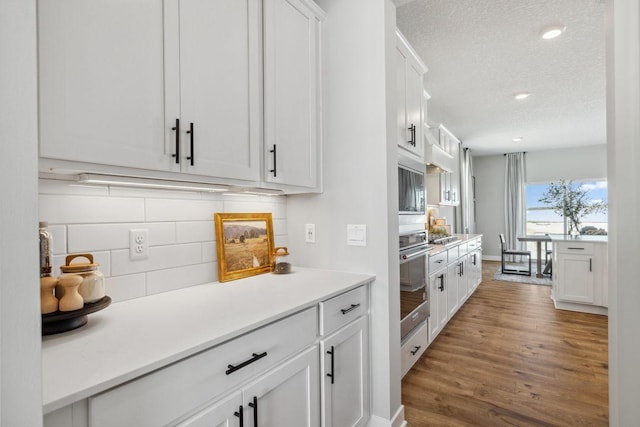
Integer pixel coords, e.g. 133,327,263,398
77,174,230,193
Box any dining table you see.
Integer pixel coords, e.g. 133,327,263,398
517,234,552,278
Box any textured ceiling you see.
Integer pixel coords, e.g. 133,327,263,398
395,0,606,156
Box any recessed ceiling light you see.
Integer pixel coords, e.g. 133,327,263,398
512,137,524,142
541,25,566,40
513,92,530,100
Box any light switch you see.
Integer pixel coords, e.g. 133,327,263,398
347,224,366,246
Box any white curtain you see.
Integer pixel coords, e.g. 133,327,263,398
459,148,475,234
504,152,527,252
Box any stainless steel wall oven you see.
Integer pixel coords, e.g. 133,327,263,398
399,230,430,342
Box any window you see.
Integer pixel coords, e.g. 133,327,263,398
525,180,608,256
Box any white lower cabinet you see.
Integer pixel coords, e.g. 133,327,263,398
427,236,483,345
176,392,243,427
468,248,482,292
44,285,370,427
446,261,459,318
320,316,369,427
553,240,607,314
400,321,428,377
428,266,447,343
179,346,318,427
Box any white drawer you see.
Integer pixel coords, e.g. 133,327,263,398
556,241,595,255
467,238,480,251
428,251,447,272
320,285,367,336
88,307,318,427
401,321,428,377
458,242,469,255
447,246,459,262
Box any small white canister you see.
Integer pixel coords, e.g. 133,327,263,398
57,253,105,303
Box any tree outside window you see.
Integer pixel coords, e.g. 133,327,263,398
526,180,608,238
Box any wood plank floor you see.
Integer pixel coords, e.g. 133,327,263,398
402,260,608,426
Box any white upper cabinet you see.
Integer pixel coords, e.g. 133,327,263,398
168,0,260,180
263,0,324,190
39,0,324,190
38,0,171,172
396,30,427,160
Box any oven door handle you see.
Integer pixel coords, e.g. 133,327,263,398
400,247,430,263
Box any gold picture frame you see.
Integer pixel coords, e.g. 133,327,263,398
214,213,275,282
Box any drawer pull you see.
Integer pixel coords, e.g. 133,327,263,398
567,247,585,250
435,259,444,264
226,352,267,375
234,405,244,427
326,346,335,384
340,303,360,315
248,396,258,427
410,345,421,356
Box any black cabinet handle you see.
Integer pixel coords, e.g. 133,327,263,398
171,118,180,164
407,124,416,146
234,405,244,427
248,396,258,427
326,346,335,384
186,122,194,166
437,274,445,291
226,352,267,375
269,144,277,177
410,345,421,356
589,258,592,272
435,259,443,264
567,247,585,250
340,303,360,315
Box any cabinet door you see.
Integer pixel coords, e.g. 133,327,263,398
38,0,173,171
429,270,447,342
396,34,424,158
320,316,369,427
175,0,260,180
176,392,242,427
557,255,595,304
448,142,460,204
396,46,409,152
457,255,468,306
446,262,459,317
242,346,319,427
405,59,424,158
264,0,323,188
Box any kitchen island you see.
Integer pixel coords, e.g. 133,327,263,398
549,234,608,315
43,268,374,427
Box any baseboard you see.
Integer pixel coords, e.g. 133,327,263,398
483,255,500,261
365,405,406,427
392,405,406,427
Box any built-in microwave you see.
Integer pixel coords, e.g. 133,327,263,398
398,163,425,215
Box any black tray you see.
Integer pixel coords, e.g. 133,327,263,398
42,296,111,336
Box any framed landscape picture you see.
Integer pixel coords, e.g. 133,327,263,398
214,212,275,282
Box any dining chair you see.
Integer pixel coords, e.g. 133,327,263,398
499,233,532,276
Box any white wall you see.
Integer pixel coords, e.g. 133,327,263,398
287,0,403,425
39,179,288,303
0,0,43,424
606,1,640,424
526,145,607,183
474,144,607,258
473,155,506,258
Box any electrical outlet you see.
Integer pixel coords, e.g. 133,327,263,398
130,229,149,260
305,224,316,243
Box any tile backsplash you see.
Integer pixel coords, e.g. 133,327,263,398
39,179,288,304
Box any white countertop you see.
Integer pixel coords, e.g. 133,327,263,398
428,233,483,256
549,234,608,243
42,268,374,413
